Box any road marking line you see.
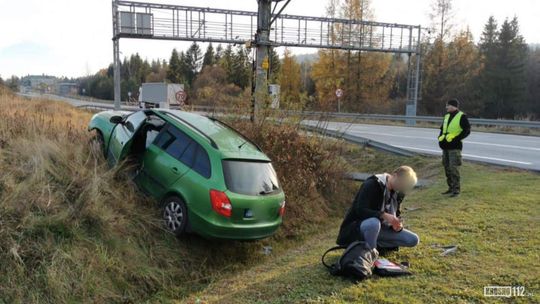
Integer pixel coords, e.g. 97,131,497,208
393,145,533,165
465,141,540,151
342,129,540,151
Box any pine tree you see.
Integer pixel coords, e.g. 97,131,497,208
184,42,203,86
231,46,251,90
218,45,235,83
269,47,281,83
526,47,540,118
215,44,223,63
202,43,216,67
495,17,528,118
167,48,183,84
479,16,528,118
478,16,499,117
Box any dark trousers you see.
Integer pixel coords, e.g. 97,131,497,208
442,149,462,192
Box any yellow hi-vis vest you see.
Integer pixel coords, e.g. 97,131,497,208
439,111,464,142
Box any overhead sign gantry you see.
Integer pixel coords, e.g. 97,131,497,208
112,0,422,122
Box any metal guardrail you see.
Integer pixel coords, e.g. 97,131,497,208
295,111,540,128
77,104,116,111
20,93,540,129
75,103,418,157
301,124,417,157
78,102,540,129
189,105,540,129
77,104,143,112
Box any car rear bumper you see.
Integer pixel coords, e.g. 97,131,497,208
189,211,282,240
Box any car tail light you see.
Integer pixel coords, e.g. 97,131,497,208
279,201,286,216
210,189,232,218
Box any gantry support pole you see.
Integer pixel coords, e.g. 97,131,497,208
252,0,272,122
112,0,122,110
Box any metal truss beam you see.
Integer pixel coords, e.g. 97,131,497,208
113,0,421,54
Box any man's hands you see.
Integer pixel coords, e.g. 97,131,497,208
381,213,403,232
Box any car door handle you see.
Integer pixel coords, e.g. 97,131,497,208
171,167,179,174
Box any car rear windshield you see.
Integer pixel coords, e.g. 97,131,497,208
222,160,280,196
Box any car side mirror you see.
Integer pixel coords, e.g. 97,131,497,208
109,115,123,124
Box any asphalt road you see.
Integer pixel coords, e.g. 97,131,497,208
304,120,540,171
21,93,540,171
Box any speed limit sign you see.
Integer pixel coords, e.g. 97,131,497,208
175,90,187,103
335,88,343,98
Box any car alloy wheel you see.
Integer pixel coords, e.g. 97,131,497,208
164,201,184,232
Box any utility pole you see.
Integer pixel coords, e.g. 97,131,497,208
253,0,272,122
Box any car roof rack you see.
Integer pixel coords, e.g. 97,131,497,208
206,116,262,152
159,111,219,149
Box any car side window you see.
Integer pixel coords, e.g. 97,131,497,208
192,145,211,178
153,124,211,178
179,141,197,167
154,125,175,149
163,128,192,159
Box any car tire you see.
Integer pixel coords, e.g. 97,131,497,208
161,196,188,237
91,130,106,157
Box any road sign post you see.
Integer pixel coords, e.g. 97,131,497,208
335,88,343,113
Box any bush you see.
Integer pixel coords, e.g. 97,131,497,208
226,117,353,237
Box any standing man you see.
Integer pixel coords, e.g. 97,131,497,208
438,99,471,197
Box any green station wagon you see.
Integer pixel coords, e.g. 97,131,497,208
88,109,285,240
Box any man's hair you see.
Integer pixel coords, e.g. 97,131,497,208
393,166,418,190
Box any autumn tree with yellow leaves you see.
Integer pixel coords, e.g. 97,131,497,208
311,0,395,113
279,48,304,110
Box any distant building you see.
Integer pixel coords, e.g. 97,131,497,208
20,75,57,93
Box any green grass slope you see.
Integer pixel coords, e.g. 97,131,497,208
184,159,540,303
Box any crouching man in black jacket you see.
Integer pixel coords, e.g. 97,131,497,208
336,166,420,251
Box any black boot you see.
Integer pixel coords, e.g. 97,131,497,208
450,191,460,197
441,189,452,195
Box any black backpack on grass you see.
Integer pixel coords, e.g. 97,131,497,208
321,241,379,281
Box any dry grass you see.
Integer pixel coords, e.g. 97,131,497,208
0,87,355,303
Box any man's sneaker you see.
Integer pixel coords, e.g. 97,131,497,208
450,191,460,197
441,189,453,195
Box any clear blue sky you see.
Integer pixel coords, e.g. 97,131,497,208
1,0,538,78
